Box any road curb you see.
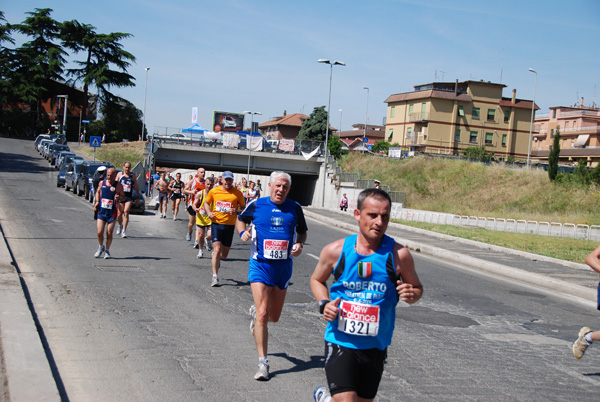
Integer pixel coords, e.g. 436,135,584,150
0,228,60,402
303,209,595,306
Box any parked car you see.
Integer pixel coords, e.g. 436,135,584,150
56,163,68,187
34,134,50,150
76,161,114,197
64,160,85,193
55,151,76,169
58,155,84,171
50,133,67,145
49,144,71,165
38,139,53,154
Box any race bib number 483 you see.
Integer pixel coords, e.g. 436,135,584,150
263,239,288,260
338,300,379,336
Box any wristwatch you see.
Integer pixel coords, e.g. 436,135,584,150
318,299,330,314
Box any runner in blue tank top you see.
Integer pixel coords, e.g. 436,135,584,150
237,171,308,381
116,162,140,238
310,188,423,402
94,167,125,259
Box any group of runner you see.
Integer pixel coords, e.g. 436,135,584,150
94,164,425,401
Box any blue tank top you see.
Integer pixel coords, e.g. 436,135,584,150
324,234,399,350
97,179,118,221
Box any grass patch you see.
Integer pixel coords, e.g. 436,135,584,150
75,141,145,169
395,219,595,263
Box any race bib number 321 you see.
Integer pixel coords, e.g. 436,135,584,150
338,300,379,336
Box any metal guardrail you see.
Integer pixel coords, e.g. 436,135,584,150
397,208,600,241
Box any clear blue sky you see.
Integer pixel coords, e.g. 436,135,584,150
4,0,600,134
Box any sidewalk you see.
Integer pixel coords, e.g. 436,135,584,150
304,207,598,308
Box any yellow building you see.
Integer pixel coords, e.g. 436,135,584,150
384,80,537,160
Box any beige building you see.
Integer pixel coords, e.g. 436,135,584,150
384,80,537,160
532,100,600,167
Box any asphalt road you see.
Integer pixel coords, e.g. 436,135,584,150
1,137,600,401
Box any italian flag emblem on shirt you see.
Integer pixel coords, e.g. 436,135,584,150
357,262,372,278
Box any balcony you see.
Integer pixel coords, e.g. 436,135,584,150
538,126,600,135
409,112,430,123
559,110,600,118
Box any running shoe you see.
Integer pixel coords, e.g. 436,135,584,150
173,215,176,221
104,249,111,259
121,230,127,238
116,225,122,235
249,305,256,335
573,326,592,359
254,362,270,381
197,249,204,259
313,386,330,402
206,239,213,251
94,245,105,258
193,242,199,249
211,276,219,287
186,232,191,241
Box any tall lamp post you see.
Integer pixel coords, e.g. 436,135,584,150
56,95,68,135
362,86,369,153
526,68,537,168
318,59,345,208
339,109,343,133
243,111,262,181
142,67,150,141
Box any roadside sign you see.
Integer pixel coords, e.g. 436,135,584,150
90,136,102,148
82,119,90,123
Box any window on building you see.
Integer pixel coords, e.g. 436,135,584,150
502,134,507,147
487,109,495,122
455,128,460,142
472,107,480,120
387,128,393,141
551,128,555,138
390,106,395,118
406,127,412,138
421,103,427,119
458,106,464,116
470,131,478,143
552,109,556,119
504,109,510,123
485,132,493,145
409,104,414,115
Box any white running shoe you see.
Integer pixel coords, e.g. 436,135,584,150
254,362,270,381
193,242,199,249
116,225,122,235
94,245,105,258
104,249,111,259
313,386,331,402
574,326,592,359
206,239,213,251
186,232,191,241
211,276,219,287
121,230,127,238
173,215,176,221
197,249,204,259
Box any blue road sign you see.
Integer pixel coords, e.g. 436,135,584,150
90,136,102,148
82,120,90,123
363,137,368,143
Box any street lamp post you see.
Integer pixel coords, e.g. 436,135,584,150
142,67,150,141
362,86,369,153
318,59,345,208
243,111,262,181
339,109,343,133
526,68,538,168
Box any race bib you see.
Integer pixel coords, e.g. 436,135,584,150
337,300,379,336
101,198,114,210
122,183,131,192
215,201,232,213
199,207,207,216
263,239,288,260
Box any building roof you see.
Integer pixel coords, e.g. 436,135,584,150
259,113,307,128
385,90,473,104
337,124,385,139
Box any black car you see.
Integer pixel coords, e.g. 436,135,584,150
58,155,84,171
76,161,114,198
64,160,85,192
